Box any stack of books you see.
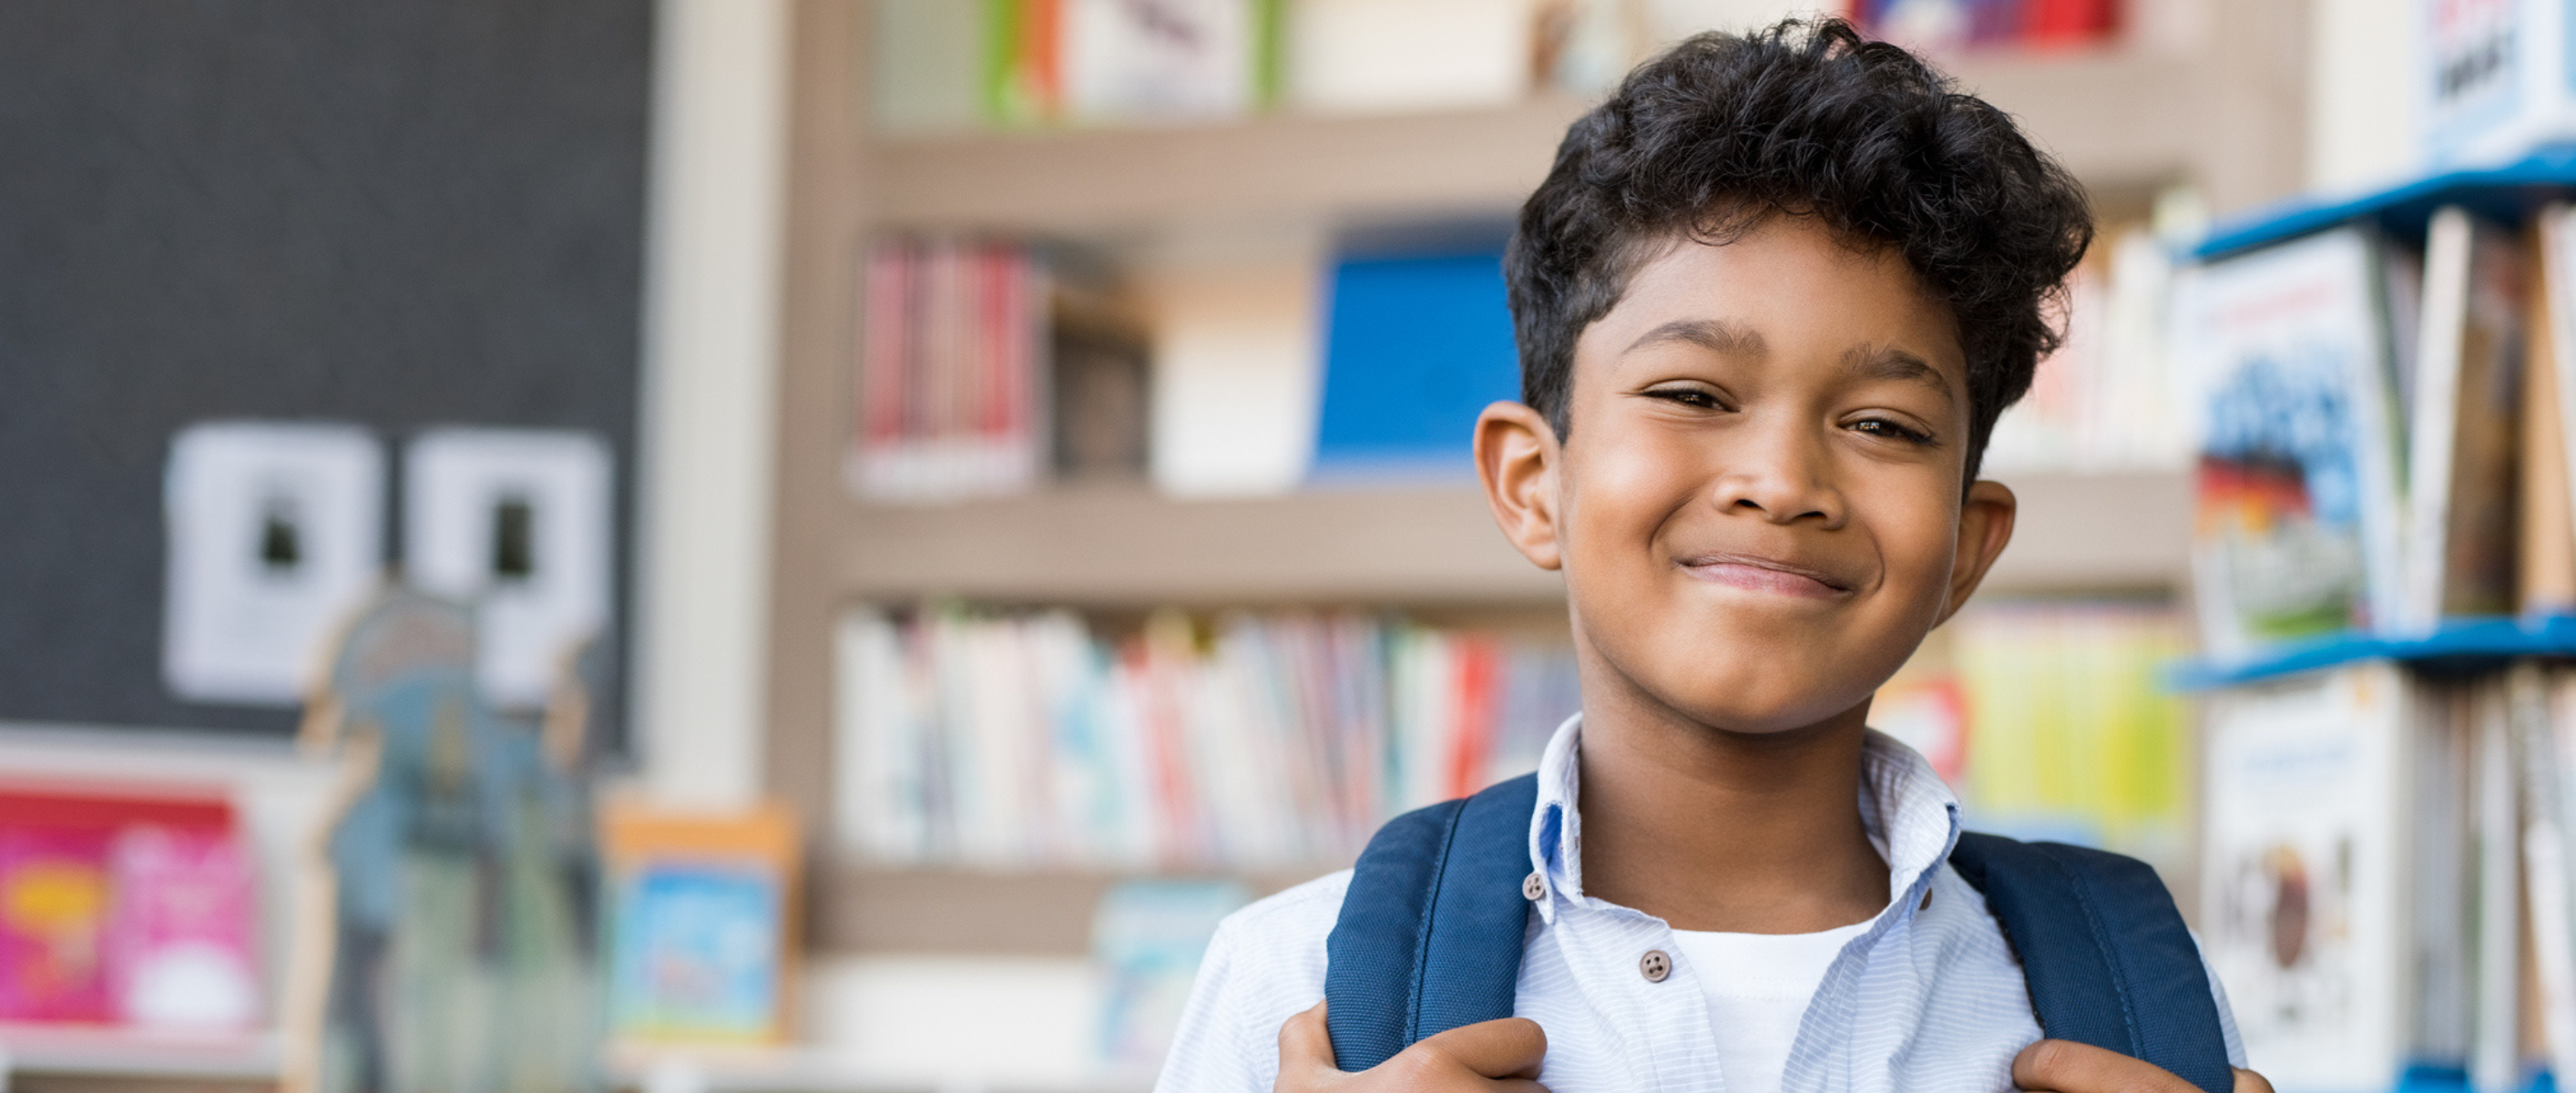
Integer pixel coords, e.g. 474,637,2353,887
1845,0,2121,53
848,238,1052,502
833,606,1579,871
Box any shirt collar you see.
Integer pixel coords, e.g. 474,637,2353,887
1524,713,1963,926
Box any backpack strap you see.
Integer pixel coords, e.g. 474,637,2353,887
1324,773,1540,1072
1949,832,2234,1093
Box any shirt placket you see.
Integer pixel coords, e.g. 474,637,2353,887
1556,896,1729,1092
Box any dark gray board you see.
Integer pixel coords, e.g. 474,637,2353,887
0,0,652,742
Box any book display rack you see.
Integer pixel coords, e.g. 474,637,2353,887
2171,151,2576,1093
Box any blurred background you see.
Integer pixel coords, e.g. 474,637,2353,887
0,0,2489,1091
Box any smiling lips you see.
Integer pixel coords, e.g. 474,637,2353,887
1677,553,1854,599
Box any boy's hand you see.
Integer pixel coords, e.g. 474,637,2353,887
2013,1040,2274,1093
1274,1001,1549,1092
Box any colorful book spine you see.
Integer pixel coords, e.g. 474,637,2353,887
833,608,1579,872
849,239,1050,502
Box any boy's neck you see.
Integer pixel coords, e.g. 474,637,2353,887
1572,688,1892,935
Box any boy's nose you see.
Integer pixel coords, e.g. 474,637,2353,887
1710,432,1845,527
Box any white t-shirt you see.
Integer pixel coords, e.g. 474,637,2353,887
1666,920,1873,1093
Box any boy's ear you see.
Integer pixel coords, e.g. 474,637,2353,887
1474,401,1563,572
1936,479,2017,627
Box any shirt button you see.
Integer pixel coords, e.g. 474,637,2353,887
1639,949,1671,983
1522,871,1547,901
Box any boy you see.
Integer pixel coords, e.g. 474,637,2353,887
1159,19,2267,1093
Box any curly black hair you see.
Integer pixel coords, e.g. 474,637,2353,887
1505,17,2092,481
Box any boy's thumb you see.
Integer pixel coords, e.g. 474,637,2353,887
1276,1000,1338,1071
1416,1016,1549,1080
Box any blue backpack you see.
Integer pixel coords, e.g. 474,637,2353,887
1324,773,2234,1093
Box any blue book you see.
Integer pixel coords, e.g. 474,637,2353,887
1311,250,1519,481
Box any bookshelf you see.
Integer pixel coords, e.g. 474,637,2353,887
766,0,2305,1015
722,2,2326,1089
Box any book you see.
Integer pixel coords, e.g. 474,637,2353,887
2419,0,2576,167
1845,0,2118,53
2519,663,2576,1086
105,817,259,1030
985,0,1066,126
1947,601,2191,865
1092,879,1250,1069
1869,674,1967,783
2403,207,2527,630
870,0,987,134
1310,248,1519,482
1287,0,1533,114
2520,211,2576,616
2534,204,2576,618
1983,226,2193,475
1050,290,1151,481
1062,0,1272,123
0,784,256,1030
1530,0,1630,96
2198,662,2456,1090
2170,226,2407,658
976,0,1282,128
1142,259,1318,497
600,803,799,1047
849,239,1051,502
2466,675,2523,1093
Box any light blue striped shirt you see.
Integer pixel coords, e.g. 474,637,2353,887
1157,716,2245,1092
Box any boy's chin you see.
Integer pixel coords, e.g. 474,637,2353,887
1649,679,1877,738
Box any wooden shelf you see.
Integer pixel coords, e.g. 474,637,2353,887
0,1024,279,1081
607,1044,1150,1093
814,866,1323,956
863,47,2285,235
868,97,1591,234
828,470,2188,608
835,482,1554,606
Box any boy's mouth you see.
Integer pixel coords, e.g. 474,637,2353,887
1675,552,1854,598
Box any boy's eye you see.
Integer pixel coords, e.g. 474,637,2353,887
1643,386,1729,411
1848,417,1936,445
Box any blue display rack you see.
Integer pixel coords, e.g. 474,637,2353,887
2171,617,2576,690
2195,144,2576,261
2166,149,2576,691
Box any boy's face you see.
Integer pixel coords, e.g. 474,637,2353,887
1477,215,2016,735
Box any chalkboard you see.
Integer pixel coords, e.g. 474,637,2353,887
0,0,653,741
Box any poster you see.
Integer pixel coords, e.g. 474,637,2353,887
404,428,612,710
162,422,383,705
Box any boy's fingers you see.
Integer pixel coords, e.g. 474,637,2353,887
2234,1068,2274,1093
2011,1040,2198,1093
1276,1000,1338,1072
1414,1016,1549,1081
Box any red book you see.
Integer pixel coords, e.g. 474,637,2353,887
1445,639,1500,801
2024,0,2118,48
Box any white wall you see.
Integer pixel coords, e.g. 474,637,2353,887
632,0,791,809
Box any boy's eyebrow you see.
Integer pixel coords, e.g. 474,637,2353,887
1623,318,1765,357
1843,344,1958,407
